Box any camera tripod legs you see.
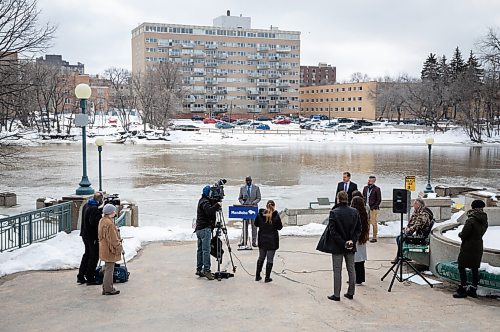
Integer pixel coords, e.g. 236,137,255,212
214,210,236,281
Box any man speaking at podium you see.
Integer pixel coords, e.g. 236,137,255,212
238,176,261,247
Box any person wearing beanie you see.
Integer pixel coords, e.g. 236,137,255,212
195,185,221,280
453,200,488,299
98,203,122,295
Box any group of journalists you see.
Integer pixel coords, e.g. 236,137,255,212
194,172,489,301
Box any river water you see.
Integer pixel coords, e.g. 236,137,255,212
1,143,499,227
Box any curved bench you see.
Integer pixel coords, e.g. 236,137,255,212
436,261,500,290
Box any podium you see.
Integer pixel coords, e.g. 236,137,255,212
229,205,258,250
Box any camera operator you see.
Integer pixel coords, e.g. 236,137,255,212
195,185,222,280
77,192,103,285
238,176,261,247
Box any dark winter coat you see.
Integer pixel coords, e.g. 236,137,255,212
328,204,361,254
195,196,220,231
362,185,382,210
457,209,488,269
254,209,283,250
80,198,102,241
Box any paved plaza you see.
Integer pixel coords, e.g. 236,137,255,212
1,237,499,332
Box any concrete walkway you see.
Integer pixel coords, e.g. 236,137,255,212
1,237,499,331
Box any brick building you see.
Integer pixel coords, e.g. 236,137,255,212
300,63,336,87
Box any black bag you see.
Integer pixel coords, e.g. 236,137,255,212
316,225,334,253
210,236,224,263
95,251,130,284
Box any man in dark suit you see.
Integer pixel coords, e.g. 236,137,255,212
238,176,261,247
335,172,358,205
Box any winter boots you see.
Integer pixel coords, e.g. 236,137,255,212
255,260,264,281
265,263,273,283
453,285,478,298
452,285,467,298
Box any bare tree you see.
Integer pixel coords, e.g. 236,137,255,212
132,62,185,133
103,67,136,132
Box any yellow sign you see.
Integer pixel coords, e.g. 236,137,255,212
405,176,416,192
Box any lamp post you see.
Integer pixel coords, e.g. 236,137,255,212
95,137,105,192
328,103,331,125
424,137,434,193
75,83,94,195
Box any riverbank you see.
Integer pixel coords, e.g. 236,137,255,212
0,237,498,332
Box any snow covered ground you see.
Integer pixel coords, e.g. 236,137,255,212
3,116,500,146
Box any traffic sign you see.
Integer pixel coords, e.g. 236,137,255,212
405,176,416,192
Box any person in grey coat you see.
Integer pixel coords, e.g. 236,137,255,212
238,176,261,247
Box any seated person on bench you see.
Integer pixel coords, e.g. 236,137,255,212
392,198,433,263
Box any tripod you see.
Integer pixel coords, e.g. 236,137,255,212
381,212,433,292
214,209,236,281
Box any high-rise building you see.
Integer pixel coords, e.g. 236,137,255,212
300,63,336,87
131,12,300,118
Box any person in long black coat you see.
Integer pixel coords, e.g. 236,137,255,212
254,200,283,283
453,200,488,298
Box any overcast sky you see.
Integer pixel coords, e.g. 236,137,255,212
37,0,500,81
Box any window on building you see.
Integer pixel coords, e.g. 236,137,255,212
341,107,344,111
348,87,351,91
334,107,339,111
358,97,362,101
347,107,351,112
358,107,362,112
359,86,363,91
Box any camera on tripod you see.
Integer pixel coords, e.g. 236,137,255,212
208,179,227,202
104,194,120,206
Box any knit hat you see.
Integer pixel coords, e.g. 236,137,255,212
202,185,211,197
471,200,485,209
102,203,116,215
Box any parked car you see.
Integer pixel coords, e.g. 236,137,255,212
255,124,270,130
274,118,291,124
242,121,262,128
191,115,204,121
173,124,201,131
336,124,349,131
356,119,373,126
357,127,374,132
256,116,272,121
220,116,236,123
337,118,353,123
348,124,362,130
203,118,217,124
235,119,251,126
215,121,235,129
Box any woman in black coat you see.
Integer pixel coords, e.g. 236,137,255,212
254,200,283,283
453,200,488,299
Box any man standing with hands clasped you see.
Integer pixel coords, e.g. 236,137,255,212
328,191,361,302
238,176,261,247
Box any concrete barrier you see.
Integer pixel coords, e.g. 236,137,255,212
281,197,453,226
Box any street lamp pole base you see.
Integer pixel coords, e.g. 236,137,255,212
76,176,94,195
424,184,433,193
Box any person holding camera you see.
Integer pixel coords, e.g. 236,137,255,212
77,192,103,285
453,200,488,299
98,204,122,295
254,200,283,283
328,191,361,301
195,185,222,280
238,176,261,247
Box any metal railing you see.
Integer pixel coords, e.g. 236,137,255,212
0,202,72,252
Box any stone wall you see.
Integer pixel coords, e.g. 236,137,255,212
281,198,453,226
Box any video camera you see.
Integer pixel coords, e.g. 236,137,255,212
208,179,227,202
104,193,120,206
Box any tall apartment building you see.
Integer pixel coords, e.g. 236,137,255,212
299,81,377,120
131,12,300,117
300,63,336,87
36,54,85,74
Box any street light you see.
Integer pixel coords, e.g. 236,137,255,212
75,83,94,195
424,137,435,193
95,137,105,192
